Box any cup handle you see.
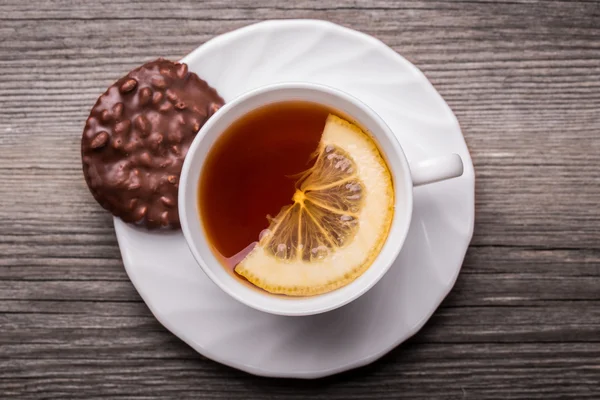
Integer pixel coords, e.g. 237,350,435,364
409,154,464,187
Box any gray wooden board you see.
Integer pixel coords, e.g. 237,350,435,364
1,0,599,398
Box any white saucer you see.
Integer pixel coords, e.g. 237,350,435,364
115,19,474,378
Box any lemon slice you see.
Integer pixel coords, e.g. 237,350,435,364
235,115,394,296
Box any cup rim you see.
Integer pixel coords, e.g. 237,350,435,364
179,82,413,316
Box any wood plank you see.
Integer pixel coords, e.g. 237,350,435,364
0,303,597,362
0,343,598,399
1,245,598,281
0,275,597,306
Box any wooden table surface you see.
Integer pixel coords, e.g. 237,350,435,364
1,1,599,399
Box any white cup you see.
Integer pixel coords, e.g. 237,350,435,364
179,82,463,316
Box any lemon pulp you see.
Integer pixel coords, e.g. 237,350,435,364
235,115,394,296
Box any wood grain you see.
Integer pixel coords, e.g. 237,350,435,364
0,0,599,399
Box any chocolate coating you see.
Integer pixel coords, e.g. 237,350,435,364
81,58,224,228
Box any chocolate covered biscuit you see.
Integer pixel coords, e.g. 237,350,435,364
81,59,224,228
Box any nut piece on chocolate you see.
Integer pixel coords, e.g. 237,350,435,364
81,58,224,229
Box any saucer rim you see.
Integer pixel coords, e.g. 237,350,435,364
115,18,475,379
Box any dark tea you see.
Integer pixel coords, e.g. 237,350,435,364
198,97,395,297
199,101,337,260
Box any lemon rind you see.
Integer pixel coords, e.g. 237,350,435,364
235,115,394,296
